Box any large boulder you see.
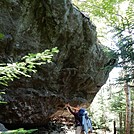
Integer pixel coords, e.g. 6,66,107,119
0,0,114,126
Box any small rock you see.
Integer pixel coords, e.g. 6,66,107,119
0,123,8,131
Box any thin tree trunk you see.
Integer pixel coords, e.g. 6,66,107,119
131,91,134,134
124,113,126,132
124,81,131,134
113,120,116,134
119,112,122,133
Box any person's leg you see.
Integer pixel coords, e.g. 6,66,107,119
81,131,86,134
80,131,84,134
81,130,90,134
75,126,82,134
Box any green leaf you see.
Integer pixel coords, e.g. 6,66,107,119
0,33,5,39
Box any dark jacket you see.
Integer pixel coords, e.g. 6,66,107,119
67,106,81,127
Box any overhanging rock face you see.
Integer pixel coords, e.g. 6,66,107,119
0,0,113,125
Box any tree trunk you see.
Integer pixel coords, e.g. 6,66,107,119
124,113,126,132
119,112,123,133
124,81,131,134
113,120,116,134
131,90,134,134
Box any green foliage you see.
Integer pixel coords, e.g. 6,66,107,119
112,11,134,82
0,47,59,86
0,33,5,40
78,0,124,23
113,17,134,64
90,88,110,130
110,90,126,113
102,45,118,61
0,92,7,104
1,128,37,134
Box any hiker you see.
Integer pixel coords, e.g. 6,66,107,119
65,103,83,134
65,103,92,134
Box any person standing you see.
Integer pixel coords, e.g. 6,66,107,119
65,104,84,134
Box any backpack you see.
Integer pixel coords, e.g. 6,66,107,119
78,108,92,133
78,108,86,116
